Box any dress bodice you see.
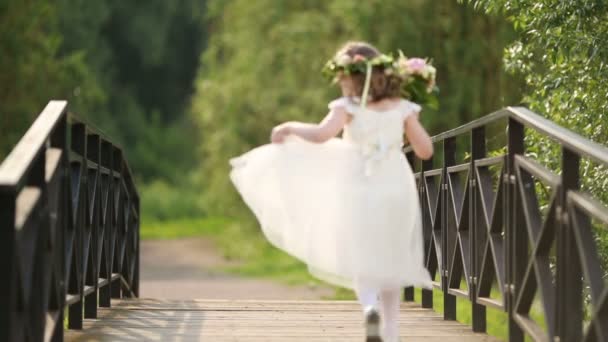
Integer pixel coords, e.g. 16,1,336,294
328,97,421,175
328,97,420,146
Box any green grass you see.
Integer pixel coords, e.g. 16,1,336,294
413,287,508,340
140,216,230,240
412,284,547,341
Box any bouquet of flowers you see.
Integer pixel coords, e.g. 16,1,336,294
394,53,439,110
322,51,439,110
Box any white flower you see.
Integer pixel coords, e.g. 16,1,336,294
336,54,352,66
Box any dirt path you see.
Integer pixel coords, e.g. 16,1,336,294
140,238,333,300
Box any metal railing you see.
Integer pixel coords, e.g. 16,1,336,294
403,106,608,342
0,101,140,341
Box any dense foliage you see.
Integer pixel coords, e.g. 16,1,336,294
0,0,207,183
467,0,607,142
466,0,608,270
0,0,97,156
193,0,519,215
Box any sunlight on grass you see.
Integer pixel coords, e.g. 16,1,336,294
140,217,230,240
413,287,507,340
411,284,548,341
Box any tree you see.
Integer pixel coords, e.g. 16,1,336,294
1,0,209,184
0,0,102,159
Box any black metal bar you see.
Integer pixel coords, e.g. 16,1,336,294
404,151,417,302
0,192,15,341
68,300,83,330
111,278,121,299
84,292,98,319
557,148,581,342
443,138,457,321
421,157,434,309
403,287,414,302
133,199,140,298
68,122,86,331
50,310,64,342
507,118,525,342
471,127,487,333
99,284,111,308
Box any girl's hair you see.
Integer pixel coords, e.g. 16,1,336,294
334,41,402,102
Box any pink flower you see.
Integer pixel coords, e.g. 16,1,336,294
353,54,366,62
406,58,427,74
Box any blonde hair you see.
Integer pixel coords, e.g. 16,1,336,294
333,41,402,101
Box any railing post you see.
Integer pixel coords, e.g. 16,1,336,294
99,140,112,308
471,127,487,332
50,113,68,342
507,118,524,342
443,138,457,320
133,196,140,297
68,122,86,330
404,151,417,302
556,148,581,342
111,148,123,300
421,157,434,309
84,134,100,319
0,191,15,341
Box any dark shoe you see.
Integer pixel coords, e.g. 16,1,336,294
364,306,382,342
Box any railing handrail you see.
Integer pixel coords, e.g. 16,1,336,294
0,101,138,197
0,101,67,191
405,106,608,166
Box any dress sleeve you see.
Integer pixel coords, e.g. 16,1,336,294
401,99,422,120
328,97,357,115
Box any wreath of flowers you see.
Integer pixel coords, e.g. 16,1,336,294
322,51,439,110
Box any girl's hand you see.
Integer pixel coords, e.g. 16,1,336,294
271,124,291,144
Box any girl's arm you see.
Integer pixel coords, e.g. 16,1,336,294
271,107,349,144
404,112,433,160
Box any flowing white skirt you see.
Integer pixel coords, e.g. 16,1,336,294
230,136,432,290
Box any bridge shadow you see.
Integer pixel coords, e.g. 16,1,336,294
66,299,206,342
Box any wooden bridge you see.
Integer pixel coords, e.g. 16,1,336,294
1,101,607,341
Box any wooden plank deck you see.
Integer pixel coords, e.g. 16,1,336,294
65,298,501,341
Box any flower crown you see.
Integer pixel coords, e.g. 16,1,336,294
322,53,395,81
322,51,439,109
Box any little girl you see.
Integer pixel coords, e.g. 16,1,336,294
230,41,434,342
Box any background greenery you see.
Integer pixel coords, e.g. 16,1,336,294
1,0,207,183
2,0,607,339
193,0,519,216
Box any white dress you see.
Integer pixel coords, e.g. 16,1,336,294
229,97,433,290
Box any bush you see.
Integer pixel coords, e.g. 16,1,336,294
140,178,206,222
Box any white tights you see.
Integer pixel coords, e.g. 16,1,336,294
355,283,401,341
